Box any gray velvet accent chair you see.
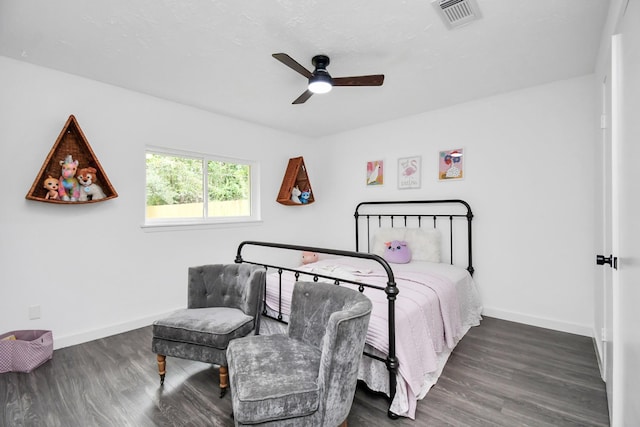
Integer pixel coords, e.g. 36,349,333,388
151,264,265,397
227,281,373,426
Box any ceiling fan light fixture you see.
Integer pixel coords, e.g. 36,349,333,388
308,73,333,94
272,53,384,104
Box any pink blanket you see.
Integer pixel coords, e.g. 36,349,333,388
264,257,463,400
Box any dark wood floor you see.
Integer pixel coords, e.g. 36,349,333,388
0,317,609,427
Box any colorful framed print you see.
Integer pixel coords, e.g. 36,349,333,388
439,148,464,181
398,156,421,189
366,160,384,186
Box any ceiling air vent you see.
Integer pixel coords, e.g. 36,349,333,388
432,0,482,29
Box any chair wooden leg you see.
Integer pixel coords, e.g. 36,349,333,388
219,365,228,398
157,354,166,385
338,420,348,427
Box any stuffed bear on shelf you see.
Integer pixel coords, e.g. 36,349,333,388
77,167,106,201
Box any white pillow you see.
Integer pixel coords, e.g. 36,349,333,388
404,228,441,262
371,228,406,256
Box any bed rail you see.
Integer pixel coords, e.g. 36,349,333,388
235,240,401,418
354,199,474,275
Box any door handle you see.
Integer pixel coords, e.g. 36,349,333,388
596,254,618,269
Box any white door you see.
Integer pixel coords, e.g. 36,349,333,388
595,63,614,416
610,1,640,425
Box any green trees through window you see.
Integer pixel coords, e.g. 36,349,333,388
207,160,250,203
145,150,254,222
146,154,203,207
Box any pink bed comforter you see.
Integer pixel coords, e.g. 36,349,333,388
264,257,464,403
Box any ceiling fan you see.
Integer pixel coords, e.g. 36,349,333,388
272,53,385,104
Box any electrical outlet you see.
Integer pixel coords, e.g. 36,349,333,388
28,305,41,320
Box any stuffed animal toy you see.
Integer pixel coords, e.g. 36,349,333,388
43,176,60,200
301,251,318,265
290,185,302,204
383,240,412,264
77,167,106,201
299,189,311,204
58,154,80,201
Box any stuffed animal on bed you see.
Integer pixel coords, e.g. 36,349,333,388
301,251,318,264
383,240,412,264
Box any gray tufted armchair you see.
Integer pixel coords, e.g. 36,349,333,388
151,263,265,397
227,281,372,426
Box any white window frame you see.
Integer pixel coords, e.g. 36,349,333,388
142,146,261,231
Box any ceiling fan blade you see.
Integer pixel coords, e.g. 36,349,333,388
272,53,313,79
332,74,385,87
292,90,314,104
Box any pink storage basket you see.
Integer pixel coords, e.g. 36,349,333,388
0,330,53,373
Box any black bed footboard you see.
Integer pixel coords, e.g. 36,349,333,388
235,240,401,418
234,199,474,420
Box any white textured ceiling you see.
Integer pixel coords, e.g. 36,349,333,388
0,0,609,137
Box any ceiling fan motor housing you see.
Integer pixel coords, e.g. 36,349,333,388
312,55,330,70
309,55,333,92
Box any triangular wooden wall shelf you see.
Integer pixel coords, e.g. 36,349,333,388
26,115,118,204
276,156,315,206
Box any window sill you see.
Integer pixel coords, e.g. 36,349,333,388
141,218,263,232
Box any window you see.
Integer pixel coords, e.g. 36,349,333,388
145,147,259,227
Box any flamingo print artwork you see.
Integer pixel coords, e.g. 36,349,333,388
398,157,421,189
402,159,418,176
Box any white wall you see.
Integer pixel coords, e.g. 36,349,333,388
0,55,598,349
321,75,597,335
0,57,329,348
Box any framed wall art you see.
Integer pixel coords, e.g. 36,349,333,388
438,148,464,181
366,160,384,186
398,156,421,189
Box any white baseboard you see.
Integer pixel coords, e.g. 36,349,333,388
54,307,594,349
593,334,606,381
481,307,593,337
592,326,607,381
53,309,180,350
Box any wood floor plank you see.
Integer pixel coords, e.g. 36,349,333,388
0,317,609,426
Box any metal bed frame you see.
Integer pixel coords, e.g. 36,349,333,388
355,199,474,275
234,199,473,419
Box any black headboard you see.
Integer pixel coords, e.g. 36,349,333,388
354,199,474,275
